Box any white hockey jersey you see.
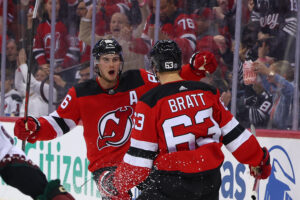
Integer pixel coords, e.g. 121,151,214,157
0,123,25,161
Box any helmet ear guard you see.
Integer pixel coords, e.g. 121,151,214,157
150,40,182,72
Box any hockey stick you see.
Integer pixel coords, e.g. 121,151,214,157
56,61,90,74
250,124,260,200
22,0,40,151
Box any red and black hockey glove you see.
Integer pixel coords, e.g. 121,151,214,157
249,147,271,179
14,116,40,143
189,51,218,76
98,170,118,198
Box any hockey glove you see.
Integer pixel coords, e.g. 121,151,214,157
249,147,271,179
14,116,40,143
36,179,75,200
189,51,218,76
98,170,118,198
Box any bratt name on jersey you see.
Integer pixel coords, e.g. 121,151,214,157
168,93,205,113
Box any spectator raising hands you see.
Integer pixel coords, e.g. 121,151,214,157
15,48,57,117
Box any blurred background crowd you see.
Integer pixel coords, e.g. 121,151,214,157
0,0,299,131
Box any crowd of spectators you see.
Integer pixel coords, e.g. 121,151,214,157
0,0,298,130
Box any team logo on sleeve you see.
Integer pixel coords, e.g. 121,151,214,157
97,106,133,150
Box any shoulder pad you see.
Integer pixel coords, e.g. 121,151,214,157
140,81,217,108
118,70,146,92
75,79,102,97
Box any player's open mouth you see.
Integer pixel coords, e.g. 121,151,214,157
109,70,115,75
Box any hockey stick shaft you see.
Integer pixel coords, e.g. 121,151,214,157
22,0,40,151
251,178,259,200
250,124,260,200
57,61,90,73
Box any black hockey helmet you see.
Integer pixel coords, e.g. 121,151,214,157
150,40,182,72
92,39,123,61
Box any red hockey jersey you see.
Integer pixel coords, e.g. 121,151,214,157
141,10,196,64
32,67,200,172
0,0,16,25
114,80,264,194
33,20,79,68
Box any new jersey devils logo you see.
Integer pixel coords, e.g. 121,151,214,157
97,106,133,150
44,32,61,52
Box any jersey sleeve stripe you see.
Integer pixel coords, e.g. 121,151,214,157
130,138,158,151
66,53,78,60
52,116,70,134
225,129,252,153
33,48,44,52
34,53,45,60
180,33,196,50
41,111,76,137
127,146,157,160
283,23,297,36
42,115,64,137
51,111,77,130
55,58,64,63
181,33,196,41
221,117,239,135
123,153,153,168
141,33,151,44
196,137,216,147
222,124,245,145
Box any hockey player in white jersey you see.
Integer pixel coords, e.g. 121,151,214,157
0,122,75,200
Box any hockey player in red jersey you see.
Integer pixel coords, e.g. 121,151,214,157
33,0,79,70
141,0,197,64
0,122,75,200
14,38,213,199
98,40,272,200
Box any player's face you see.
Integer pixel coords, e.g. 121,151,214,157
110,13,130,38
79,67,90,83
45,0,60,18
76,1,87,18
153,0,176,22
35,69,48,81
6,41,17,61
97,54,121,86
